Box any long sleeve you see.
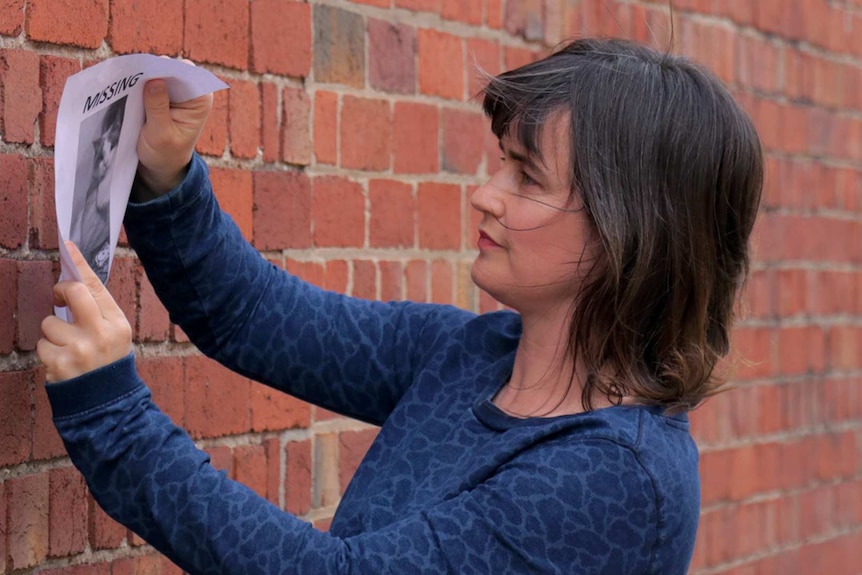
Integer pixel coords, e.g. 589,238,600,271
47,355,663,575
123,155,474,425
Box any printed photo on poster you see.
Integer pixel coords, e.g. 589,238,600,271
69,96,127,284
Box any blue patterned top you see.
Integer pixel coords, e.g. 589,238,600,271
47,155,700,574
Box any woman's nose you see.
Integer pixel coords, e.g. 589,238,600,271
469,176,506,219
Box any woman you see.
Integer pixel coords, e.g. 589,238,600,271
39,39,763,574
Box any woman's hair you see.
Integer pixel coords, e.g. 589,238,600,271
482,38,764,413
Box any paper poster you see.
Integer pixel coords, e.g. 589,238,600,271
53,54,228,320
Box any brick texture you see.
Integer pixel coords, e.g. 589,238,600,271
3,2,862,574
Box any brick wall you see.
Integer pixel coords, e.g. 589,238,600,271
0,0,860,573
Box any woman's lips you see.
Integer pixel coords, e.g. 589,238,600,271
478,230,502,249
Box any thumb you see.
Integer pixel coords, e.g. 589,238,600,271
142,79,172,127
65,242,123,319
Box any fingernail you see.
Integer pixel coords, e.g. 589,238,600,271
147,80,165,95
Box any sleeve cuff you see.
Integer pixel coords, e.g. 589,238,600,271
46,353,146,419
124,153,210,223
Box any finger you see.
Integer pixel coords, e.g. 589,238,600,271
65,242,125,321
37,338,64,383
55,280,103,330
142,79,172,128
40,314,77,346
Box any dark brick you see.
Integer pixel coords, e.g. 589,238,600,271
0,371,31,466
0,49,41,144
0,153,28,249
368,19,416,94
313,5,365,88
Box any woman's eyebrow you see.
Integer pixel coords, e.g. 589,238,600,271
498,140,546,176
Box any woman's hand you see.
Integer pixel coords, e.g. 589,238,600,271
135,63,213,198
37,242,133,383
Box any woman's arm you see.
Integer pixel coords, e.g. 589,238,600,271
126,154,473,423
48,357,663,575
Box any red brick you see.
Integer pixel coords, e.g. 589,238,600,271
105,257,139,334
504,45,537,70
211,167,254,241
17,260,55,351
406,259,428,302
39,56,81,148
380,260,404,301
418,29,464,100
284,439,312,515
109,0,182,54
0,154,27,249
324,260,349,294
353,260,377,300
253,169,312,250
0,258,17,353
6,473,49,569
33,367,66,460
313,433,340,506
234,444,267,499
137,274,170,343
312,176,365,247
282,87,312,166
431,259,454,304
339,429,377,494
227,79,260,160
251,384,311,432
418,182,461,249
184,0,248,69
313,5,365,88
440,0,482,24
0,0,23,35
286,259,326,288
393,102,439,174
394,0,439,11
48,467,87,557
25,0,107,48
370,179,415,248
261,82,280,162
137,356,184,424
113,554,182,575
466,38,501,96
481,0,503,28
341,96,391,171
28,157,58,250
504,0,544,41
205,445,234,476
369,19,416,94
313,90,338,165
251,0,310,77
828,325,860,371
184,356,251,438
88,495,125,550
443,108,484,174
262,438,281,507
195,86,228,156
0,370,31,466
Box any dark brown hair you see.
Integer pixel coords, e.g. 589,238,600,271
482,38,763,413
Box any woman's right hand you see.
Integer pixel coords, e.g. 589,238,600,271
135,74,213,199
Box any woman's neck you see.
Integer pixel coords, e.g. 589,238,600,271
492,307,587,418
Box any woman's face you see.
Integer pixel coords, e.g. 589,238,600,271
470,116,597,315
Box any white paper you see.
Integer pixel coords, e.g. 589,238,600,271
54,54,228,320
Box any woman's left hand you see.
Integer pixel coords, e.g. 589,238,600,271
37,242,133,383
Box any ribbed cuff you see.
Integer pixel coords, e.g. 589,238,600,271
46,353,145,419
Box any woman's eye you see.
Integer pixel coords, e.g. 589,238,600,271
520,171,538,187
